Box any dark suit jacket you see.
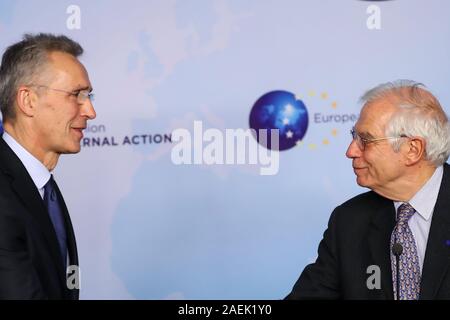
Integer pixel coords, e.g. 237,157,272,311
0,138,79,299
287,164,450,300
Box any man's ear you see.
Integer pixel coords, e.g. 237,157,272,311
404,137,426,166
16,86,37,117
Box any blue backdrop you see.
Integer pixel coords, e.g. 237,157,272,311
0,0,449,299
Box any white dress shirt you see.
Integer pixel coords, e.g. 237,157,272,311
2,131,51,198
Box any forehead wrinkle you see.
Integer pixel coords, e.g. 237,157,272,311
45,51,91,90
358,100,398,137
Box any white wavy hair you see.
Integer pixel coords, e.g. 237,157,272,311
360,80,450,166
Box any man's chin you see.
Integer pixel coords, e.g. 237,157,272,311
71,146,81,154
61,144,81,154
355,176,370,188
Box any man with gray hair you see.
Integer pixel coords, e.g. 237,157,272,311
286,80,450,300
0,33,96,299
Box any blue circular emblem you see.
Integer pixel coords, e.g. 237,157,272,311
249,90,308,151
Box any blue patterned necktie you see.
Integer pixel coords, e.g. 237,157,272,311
390,203,421,300
44,175,68,270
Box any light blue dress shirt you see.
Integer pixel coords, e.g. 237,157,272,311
393,165,443,275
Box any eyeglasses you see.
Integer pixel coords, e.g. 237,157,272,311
350,127,406,151
32,85,94,104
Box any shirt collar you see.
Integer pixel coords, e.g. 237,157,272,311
2,131,51,189
394,165,444,221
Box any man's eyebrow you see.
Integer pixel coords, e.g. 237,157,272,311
358,131,375,139
72,86,92,92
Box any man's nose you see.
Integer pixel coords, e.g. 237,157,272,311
346,139,362,159
81,99,96,120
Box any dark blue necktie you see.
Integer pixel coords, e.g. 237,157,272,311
44,175,68,270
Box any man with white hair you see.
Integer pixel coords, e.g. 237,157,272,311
287,80,450,300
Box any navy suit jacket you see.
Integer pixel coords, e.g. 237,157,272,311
0,138,79,299
287,164,450,299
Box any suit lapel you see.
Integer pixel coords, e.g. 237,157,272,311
420,164,450,299
367,197,396,299
0,139,67,286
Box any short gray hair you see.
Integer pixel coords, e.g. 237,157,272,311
360,80,450,166
0,33,83,121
